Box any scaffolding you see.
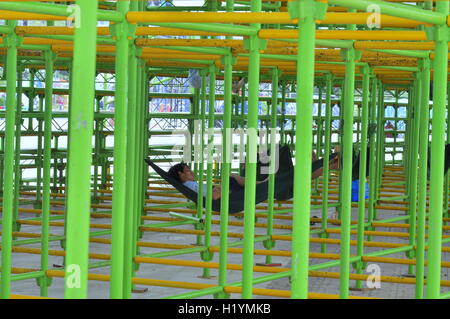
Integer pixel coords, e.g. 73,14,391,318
0,0,449,299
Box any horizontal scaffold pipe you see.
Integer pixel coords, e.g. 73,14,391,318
126,11,428,28
0,2,122,21
14,26,429,41
260,30,428,41
151,22,258,36
134,38,444,51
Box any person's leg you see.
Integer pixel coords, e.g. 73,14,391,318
228,176,244,192
230,174,245,186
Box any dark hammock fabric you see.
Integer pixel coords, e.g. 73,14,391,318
145,158,294,214
145,145,341,212
257,146,338,180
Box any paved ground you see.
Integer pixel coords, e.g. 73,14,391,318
3,194,450,299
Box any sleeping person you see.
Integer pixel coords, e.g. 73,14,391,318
167,163,267,200
167,149,340,200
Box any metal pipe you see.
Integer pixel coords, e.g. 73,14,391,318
0,21,18,299
426,0,449,299
241,0,262,299
63,0,98,299
110,0,130,299
290,0,315,299
416,57,431,299
217,52,233,298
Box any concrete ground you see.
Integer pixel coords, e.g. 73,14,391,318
4,194,450,299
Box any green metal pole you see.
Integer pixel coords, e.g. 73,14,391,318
195,71,206,247
354,65,370,289
367,76,378,233
313,85,323,193
241,0,262,298
264,67,279,265
35,95,43,210
217,53,233,299
426,0,449,299
0,20,18,299
320,73,333,254
280,80,286,145
39,50,55,297
110,0,130,299
339,46,357,299
406,73,421,276
12,63,23,233
416,57,431,299
201,64,216,279
123,47,138,298
375,81,385,215
290,0,315,299
64,0,98,299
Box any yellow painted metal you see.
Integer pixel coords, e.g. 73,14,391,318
259,30,427,41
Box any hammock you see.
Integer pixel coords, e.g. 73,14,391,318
145,145,339,213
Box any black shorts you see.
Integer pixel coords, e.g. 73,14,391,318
229,176,244,193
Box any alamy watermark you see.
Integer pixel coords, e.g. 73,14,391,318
66,4,81,29
366,263,381,289
170,120,280,175
366,4,381,29
65,264,81,289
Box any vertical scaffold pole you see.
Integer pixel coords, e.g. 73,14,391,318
406,72,421,276
320,72,333,254
12,63,23,233
375,81,385,216
339,46,356,299
217,53,233,299
264,67,279,265
1,20,18,300
241,0,262,298
313,85,323,193
64,0,98,299
202,64,216,279
195,71,206,244
40,50,55,297
110,0,130,299
280,80,286,145
290,0,316,299
354,65,370,289
426,0,449,299
416,56,431,299
367,76,378,233
123,1,139,296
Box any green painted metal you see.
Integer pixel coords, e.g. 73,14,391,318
339,46,356,299
290,0,315,299
200,64,217,279
354,65,370,289
241,0,262,299
109,0,131,299
320,73,333,254
63,0,98,299
39,50,55,297
263,67,279,265
217,52,233,299
406,73,421,276
415,57,431,299
0,20,18,300
328,0,446,25
426,1,449,299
